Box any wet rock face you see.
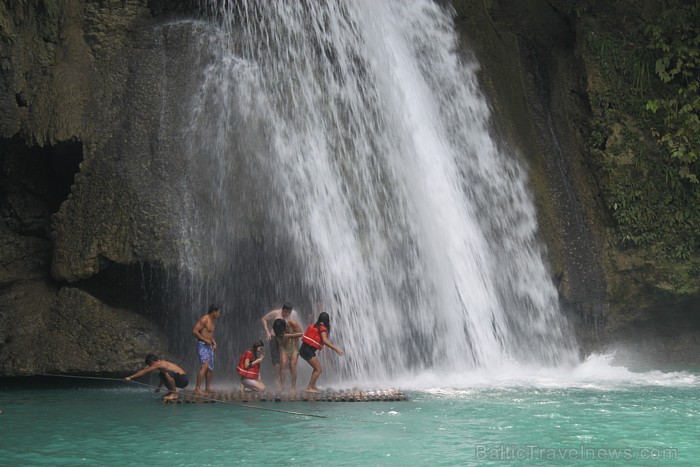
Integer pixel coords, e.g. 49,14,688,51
43,287,168,374
450,0,700,361
0,283,167,375
450,0,608,351
0,1,196,375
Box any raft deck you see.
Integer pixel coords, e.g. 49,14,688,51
166,388,406,404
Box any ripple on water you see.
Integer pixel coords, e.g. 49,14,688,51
0,380,696,464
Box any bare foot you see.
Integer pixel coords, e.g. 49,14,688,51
194,388,204,395
305,388,319,393
163,394,179,401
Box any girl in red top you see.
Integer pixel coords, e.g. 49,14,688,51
237,340,266,392
299,312,344,393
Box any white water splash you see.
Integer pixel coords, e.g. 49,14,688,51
183,0,579,379
384,353,700,392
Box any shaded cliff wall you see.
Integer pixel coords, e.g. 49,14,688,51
0,0,201,375
567,0,700,364
450,0,700,363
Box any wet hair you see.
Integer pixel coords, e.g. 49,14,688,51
272,318,287,338
315,312,331,333
282,303,293,312
145,354,159,366
208,305,220,314
251,339,264,359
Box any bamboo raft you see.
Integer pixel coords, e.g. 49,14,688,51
165,388,407,404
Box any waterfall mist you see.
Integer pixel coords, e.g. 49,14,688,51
171,0,579,382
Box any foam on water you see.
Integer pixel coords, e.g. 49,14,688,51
374,353,700,394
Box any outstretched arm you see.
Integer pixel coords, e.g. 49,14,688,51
321,331,344,356
125,363,159,381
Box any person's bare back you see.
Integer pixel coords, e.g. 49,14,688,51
153,359,186,375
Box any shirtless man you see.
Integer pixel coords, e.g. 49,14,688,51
192,305,221,395
261,303,299,390
125,354,188,401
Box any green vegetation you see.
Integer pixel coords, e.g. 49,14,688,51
645,3,700,183
586,2,700,259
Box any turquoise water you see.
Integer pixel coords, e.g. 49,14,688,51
1,360,696,465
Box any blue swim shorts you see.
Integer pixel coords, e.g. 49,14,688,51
197,341,215,371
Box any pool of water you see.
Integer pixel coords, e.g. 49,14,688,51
1,356,696,465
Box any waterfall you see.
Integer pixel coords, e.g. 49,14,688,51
177,0,579,382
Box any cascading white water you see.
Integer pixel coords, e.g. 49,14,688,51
182,0,579,381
